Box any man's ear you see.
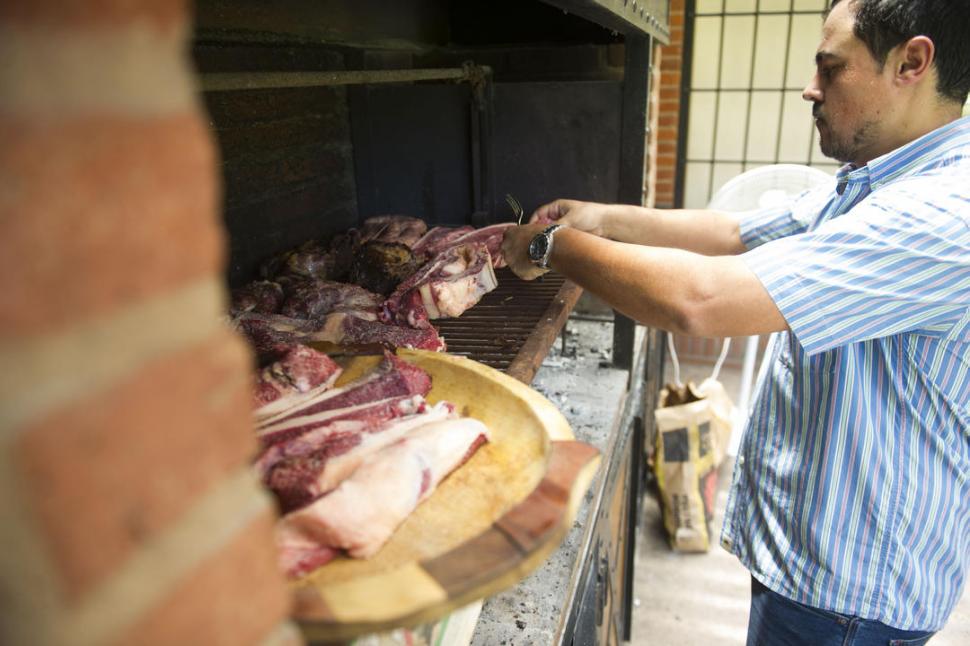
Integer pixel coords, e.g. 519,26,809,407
894,35,934,85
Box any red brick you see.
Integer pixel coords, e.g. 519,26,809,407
660,98,682,112
656,169,676,181
660,86,681,101
0,113,222,338
670,12,685,27
658,141,678,155
0,0,186,32
662,71,682,86
16,330,258,598
658,114,679,128
111,511,291,646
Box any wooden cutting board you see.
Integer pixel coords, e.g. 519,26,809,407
291,349,601,643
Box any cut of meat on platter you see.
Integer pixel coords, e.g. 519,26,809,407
262,400,456,512
253,345,342,410
276,417,489,577
255,351,432,428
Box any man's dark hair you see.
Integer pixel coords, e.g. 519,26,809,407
830,0,970,104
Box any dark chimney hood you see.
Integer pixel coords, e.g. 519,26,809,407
540,0,670,41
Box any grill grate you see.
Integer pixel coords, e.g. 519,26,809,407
435,269,582,384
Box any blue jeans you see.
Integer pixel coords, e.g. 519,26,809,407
747,577,935,646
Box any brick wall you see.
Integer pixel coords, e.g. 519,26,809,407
653,0,686,209
0,2,298,645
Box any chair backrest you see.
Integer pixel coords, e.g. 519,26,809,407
705,164,833,454
707,164,833,213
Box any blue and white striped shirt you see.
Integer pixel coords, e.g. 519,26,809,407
722,115,970,631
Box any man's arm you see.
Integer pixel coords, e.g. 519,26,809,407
502,223,788,338
530,199,748,256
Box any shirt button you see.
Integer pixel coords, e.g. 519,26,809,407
738,455,745,465
721,537,732,550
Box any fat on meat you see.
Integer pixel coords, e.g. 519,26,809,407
233,309,444,360
279,279,382,320
256,351,431,428
447,223,515,268
382,243,497,329
310,312,446,352
411,225,475,259
264,400,456,511
359,215,428,247
276,417,489,575
255,394,429,463
253,345,342,410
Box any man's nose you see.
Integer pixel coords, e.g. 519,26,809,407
803,75,822,103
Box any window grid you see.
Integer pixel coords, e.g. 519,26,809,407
677,0,836,208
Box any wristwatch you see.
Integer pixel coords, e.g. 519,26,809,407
528,224,563,269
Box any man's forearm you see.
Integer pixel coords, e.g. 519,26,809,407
599,205,747,256
549,227,787,337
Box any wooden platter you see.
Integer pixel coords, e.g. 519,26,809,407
291,348,601,644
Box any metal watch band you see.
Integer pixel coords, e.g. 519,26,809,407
537,224,562,269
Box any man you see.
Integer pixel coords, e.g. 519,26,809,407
502,0,969,643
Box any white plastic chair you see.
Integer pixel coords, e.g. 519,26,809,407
705,164,833,454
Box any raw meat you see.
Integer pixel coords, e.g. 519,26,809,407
264,400,456,511
233,310,444,357
359,215,428,247
256,351,432,427
261,240,336,281
382,243,497,329
253,345,342,410
448,223,515,268
230,280,284,315
276,417,489,575
315,312,446,351
279,279,382,320
411,225,475,259
347,241,422,296
257,394,427,454
277,532,338,578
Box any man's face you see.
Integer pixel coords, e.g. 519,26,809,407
803,1,896,165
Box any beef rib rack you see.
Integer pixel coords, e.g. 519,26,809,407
382,242,498,329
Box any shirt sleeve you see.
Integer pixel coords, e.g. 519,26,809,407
741,179,970,356
739,182,836,250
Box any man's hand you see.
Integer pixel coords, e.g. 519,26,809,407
501,222,549,281
530,199,609,237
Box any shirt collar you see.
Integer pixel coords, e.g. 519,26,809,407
833,115,970,195
866,114,970,189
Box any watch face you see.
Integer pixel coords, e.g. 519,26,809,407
528,234,549,262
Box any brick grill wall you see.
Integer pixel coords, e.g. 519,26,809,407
0,2,298,645
653,0,685,210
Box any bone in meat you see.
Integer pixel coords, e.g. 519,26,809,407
447,222,515,268
382,243,497,329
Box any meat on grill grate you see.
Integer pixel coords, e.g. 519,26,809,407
382,243,498,329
